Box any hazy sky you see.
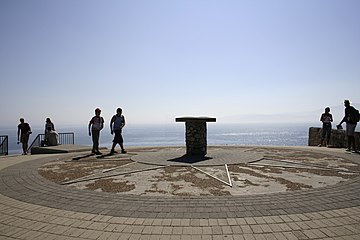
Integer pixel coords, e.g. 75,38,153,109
1,0,359,127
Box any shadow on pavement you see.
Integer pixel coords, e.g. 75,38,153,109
167,155,213,164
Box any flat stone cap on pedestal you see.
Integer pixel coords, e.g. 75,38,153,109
175,117,216,122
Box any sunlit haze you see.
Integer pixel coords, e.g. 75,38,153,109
1,0,359,128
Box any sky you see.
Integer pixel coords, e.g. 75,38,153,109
1,0,359,128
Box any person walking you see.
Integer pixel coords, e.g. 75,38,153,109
319,107,333,147
17,118,32,155
110,108,127,154
337,100,359,153
88,108,104,155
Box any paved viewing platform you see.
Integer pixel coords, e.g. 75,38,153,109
0,145,359,239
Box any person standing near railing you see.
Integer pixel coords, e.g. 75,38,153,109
17,118,32,155
42,127,59,146
45,118,55,133
88,108,104,155
319,107,333,147
337,100,359,153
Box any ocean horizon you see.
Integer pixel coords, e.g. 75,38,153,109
0,123,327,155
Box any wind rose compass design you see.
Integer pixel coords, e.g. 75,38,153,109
38,146,360,196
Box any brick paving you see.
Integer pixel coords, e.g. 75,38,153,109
0,146,359,239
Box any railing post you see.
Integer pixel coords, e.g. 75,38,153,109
27,134,43,152
0,135,9,156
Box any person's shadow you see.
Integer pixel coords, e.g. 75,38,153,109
167,155,212,164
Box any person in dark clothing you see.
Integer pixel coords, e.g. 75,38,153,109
88,108,104,155
337,100,358,152
45,118,55,133
319,107,333,147
17,118,32,155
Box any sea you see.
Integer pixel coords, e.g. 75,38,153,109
1,123,318,155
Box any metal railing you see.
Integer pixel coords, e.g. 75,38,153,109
0,135,9,155
28,132,75,152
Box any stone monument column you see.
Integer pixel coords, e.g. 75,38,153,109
176,117,216,156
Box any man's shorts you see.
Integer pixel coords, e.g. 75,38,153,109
113,130,123,144
20,133,29,144
346,123,357,136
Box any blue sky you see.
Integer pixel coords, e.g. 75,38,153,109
1,0,359,127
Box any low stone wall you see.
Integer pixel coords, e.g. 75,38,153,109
308,127,360,149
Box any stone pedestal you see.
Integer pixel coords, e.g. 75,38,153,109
176,117,216,156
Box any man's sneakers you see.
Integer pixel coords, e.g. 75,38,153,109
92,150,102,155
345,149,359,154
110,149,127,155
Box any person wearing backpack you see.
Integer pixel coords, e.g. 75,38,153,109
337,100,359,153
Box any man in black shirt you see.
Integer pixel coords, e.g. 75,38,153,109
17,118,32,155
337,100,358,152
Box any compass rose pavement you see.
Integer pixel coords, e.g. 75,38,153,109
0,146,359,239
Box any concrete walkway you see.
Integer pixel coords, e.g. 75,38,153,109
0,146,359,240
